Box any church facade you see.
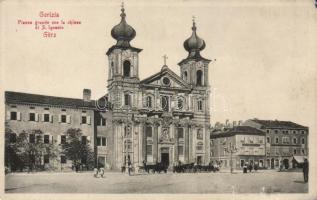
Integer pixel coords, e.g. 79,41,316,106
100,6,212,169
4,6,213,171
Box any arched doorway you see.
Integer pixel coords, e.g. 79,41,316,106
123,60,131,77
271,158,274,169
283,159,289,169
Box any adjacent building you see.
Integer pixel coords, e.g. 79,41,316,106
210,126,266,169
5,90,97,170
243,119,309,169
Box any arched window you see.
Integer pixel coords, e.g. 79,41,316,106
123,60,131,77
146,96,152,108
184,71,188,81
177,97,184,110
197,100,203,111
196,70,203,86
161,96,169,112
124,93,131,106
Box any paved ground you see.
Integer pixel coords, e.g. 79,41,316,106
5,170,308,193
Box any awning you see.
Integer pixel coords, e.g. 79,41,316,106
293,156,307,163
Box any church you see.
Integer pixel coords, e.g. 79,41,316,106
4,5,212,171
99,5,212,170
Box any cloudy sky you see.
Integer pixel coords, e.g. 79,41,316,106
1,0,317,128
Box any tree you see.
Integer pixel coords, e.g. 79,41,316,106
62,128,94,171
5,128,59,172
5,124,20,172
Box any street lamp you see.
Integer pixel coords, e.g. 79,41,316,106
225,143,238,174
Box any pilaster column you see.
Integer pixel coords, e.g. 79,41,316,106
174,126,178,163
142,124,147,162
153,124,158,163
185,125,189,163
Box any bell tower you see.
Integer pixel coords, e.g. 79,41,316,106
178,18,212,165
106,4,142,110
178,18,211,89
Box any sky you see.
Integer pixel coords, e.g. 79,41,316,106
1,0,317,128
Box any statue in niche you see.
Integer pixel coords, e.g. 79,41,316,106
160,128,169,141
125,125,131,137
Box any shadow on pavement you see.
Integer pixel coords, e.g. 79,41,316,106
293,180,307,184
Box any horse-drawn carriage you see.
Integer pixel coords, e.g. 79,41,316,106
173,162,220,173
140,162,168,173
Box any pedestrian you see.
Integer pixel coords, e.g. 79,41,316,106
303,158,309,183
99,166,105,178
128,160,132,176
93,167,99,178
243,164,247,174
248,163,253,173
143,160,147,173
254,163,258,172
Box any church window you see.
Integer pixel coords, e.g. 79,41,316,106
124,93,131,106
177,128,184,139
146,126,152,138
197,100,203,111
146,145,152,156
196,142,204,151
123,60,131,77
162,77,170,86
161,96,169,112
178,146,184,156
184,71,188,81
196,70,203,86
146,96,152,108
177,97,184,110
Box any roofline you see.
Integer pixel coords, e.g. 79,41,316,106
210,131,266,139
140,66,190,88
5,91,97,110
106,45,142,55
248,119,309,130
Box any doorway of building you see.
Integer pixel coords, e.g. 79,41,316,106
283,159,289,169
161,153,169,167
271,158,274,169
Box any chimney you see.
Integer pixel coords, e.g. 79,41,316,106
83,89,91,102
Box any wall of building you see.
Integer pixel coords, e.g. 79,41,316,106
5,103,95,171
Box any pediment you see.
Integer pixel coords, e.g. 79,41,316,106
140,67,190,90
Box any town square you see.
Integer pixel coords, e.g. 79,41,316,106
2,0,316,198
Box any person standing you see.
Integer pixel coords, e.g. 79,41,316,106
303,158,309,183
128,160,132,176
243,164,248,174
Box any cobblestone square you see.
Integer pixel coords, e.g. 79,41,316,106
5,170,308,193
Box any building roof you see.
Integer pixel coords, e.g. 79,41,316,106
5,91,96,109
210,126,265,139
250,119,308,129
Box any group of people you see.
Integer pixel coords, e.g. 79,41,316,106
243,163,259,173
93,166,105,178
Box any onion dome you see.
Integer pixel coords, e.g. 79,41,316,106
183,19,206,58
111,4,136,47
